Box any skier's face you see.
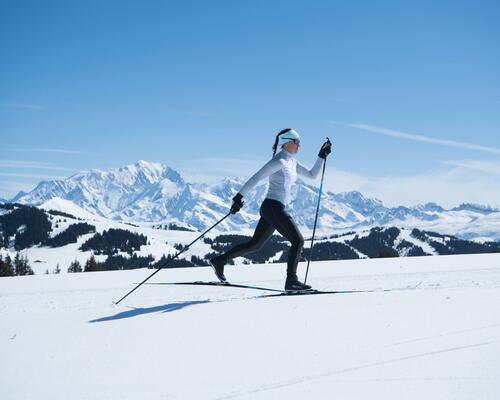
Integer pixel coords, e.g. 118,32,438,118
284,141,300,154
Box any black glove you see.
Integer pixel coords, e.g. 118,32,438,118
318,138,332,159
230,193,244,214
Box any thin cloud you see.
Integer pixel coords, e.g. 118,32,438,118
442,159,500,176
0,160,53,167
5,146,92,155
0,181,35,198
0,159,78,172
191,157,265,174
322,164,500,208
347,123,500,155
0,102,45,110
0,172,66,180
172,157,266,184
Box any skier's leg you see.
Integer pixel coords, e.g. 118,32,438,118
260,199,309,290
221,217,275,261
209,216,274,281
268,207,304,278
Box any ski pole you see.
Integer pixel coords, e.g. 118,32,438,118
114,212,232,304
304,138,330,284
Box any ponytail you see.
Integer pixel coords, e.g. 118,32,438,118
272,128,292,157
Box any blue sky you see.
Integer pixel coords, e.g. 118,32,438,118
1,0,499,206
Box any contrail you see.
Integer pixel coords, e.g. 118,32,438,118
347,123,500,155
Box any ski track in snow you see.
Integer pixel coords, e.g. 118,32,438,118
213,341,497,400
1,253,500,400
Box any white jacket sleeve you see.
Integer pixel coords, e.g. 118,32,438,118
296,157,324,180
238,158,282,197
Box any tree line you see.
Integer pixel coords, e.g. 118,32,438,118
0,253,34,276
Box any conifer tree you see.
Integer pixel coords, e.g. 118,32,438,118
0,254,15,277
13,253,34,275
14,253,23,275
84,255,102,272
22,255,34,275
3,255,14,276
67,259,83,273
53,263,61,274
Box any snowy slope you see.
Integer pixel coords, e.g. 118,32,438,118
2,200,499,275
11,160,500,241
40,197,103,221
15,209,215,275
1,253,499,399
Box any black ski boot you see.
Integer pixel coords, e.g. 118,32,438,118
285,276,313,292
209,255,227,282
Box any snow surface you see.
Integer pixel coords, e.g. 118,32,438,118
4,206,217,275
40,197,103,221
1,253,499,399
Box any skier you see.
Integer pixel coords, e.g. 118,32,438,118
210,128,332,291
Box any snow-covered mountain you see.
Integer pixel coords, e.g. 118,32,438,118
11,160,500,241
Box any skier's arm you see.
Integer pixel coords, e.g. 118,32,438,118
238,158,282,197
296,157,324,180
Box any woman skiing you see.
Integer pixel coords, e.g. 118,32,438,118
210,128,332,291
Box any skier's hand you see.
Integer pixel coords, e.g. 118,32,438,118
318,138,332,159
230,193,244,214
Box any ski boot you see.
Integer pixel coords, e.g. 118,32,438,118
285,276,313,292
209,255,227,282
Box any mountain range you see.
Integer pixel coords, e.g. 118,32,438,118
7,160,500,242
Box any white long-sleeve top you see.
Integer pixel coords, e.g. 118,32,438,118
238,149,324,205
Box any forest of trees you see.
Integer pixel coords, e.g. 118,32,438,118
80,228,147,255
44,223,96,248
0,253,34,277
101,254,154,270
301,241,360,261
46,209,79,219
411,228,500,255
347,227,401,258
153,254,196,268
66,254,154,272
0,205,51,250
67,259,83,273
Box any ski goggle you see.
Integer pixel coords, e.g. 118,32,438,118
283,138,300,146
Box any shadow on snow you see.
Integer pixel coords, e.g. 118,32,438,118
89,300,210,323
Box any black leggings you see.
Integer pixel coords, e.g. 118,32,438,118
221,198,304,278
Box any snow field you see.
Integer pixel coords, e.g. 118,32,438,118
0,253,499,399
